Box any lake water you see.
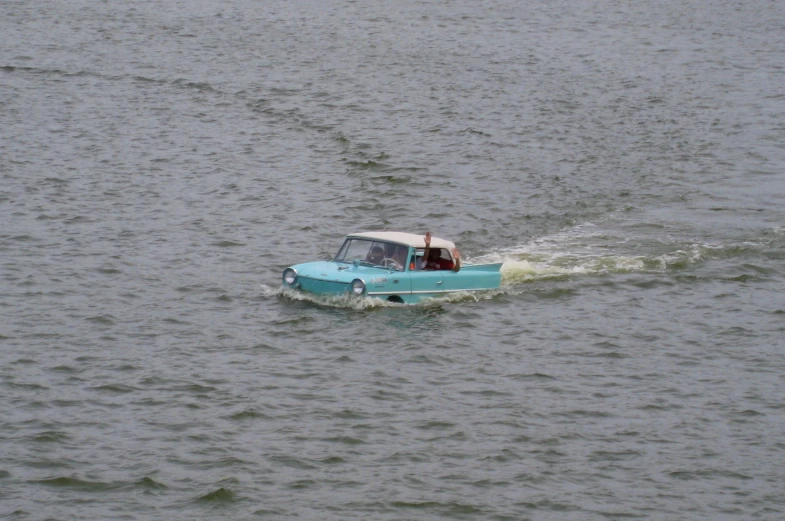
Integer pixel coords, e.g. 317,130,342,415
2,1,785,519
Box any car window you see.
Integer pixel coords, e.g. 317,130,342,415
334,239,406,270
414,247,455,271
385,244,408,271
335,239,374,262
415,248,450,260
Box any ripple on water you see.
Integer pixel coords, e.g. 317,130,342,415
196,487,235,503
2,1,785,520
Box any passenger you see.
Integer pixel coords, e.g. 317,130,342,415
420,232,461,272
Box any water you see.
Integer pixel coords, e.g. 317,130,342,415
2,0,785,519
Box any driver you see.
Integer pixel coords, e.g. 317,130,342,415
387,245,407,270
366,245,385,264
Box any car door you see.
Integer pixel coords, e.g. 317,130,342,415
408,268,445,298
439,268,467,294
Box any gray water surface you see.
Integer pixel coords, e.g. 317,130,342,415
2,1,785,519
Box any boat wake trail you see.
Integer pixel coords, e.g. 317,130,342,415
470,222,781,287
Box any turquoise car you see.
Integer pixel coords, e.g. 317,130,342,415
281,231,502,304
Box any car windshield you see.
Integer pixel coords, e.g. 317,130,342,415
334,239,408,271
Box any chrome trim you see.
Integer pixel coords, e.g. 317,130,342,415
351,278,366,295
368,288,495,295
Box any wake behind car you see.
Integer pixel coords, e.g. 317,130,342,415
281,231,502,304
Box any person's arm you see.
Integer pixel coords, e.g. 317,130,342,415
421,232,432,270
451,248,461,272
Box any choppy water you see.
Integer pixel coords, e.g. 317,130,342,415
2,0,785,519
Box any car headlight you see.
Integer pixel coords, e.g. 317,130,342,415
351,279,365,295
282,268,298,286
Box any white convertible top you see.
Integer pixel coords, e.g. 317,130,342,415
349,231,456,250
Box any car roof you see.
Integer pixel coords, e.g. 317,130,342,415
348,231,456,250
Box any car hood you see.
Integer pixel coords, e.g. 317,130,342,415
289,261,394,282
